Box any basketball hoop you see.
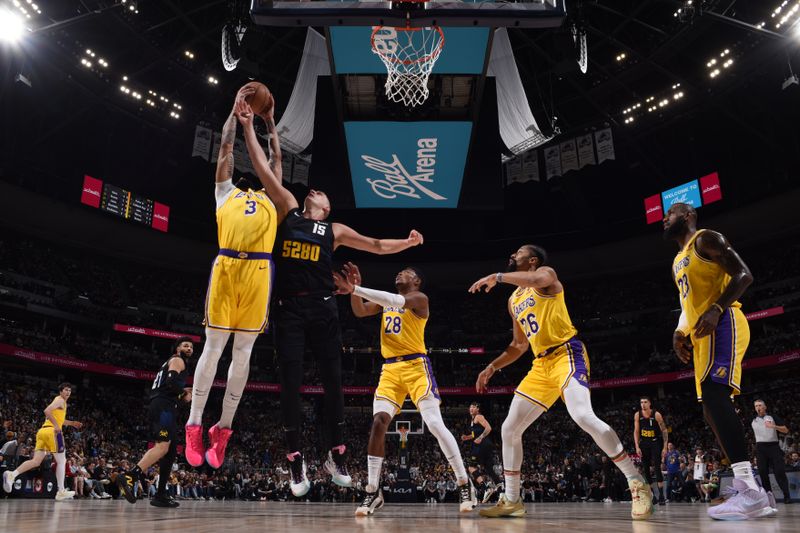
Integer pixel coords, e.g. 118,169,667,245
371,24,445,107
398,427,410,447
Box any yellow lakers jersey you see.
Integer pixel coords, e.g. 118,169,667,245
672,229,741,331
217,188,277,253
381,306,427,358
510,287,578,356
42,397,66,429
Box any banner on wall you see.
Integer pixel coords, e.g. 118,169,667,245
595,128,615,163
544,145,562,180
113,324,201,342
522,149,540,182
191,125,212,161
210,133,222,164
560,139,579,173
577,134,595,168
506,156,523,185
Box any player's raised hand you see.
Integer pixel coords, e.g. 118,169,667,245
476,365,495,393
333,271,355,295
235,85,256,106
407,229,424,246
672,330,692,364
343,262,362,286
234,98,254,128
468,273,498,294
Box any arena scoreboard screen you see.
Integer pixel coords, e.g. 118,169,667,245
643,172,722,224
81,175,170,232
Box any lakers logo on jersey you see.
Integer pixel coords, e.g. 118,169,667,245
510,287,577,357
713,367,728,379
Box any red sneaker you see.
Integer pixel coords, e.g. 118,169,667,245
205,424,233,469
184,424,205,467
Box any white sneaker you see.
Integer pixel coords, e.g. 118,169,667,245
603,497,613,503
767,491,778,514
89,491,100,499
3,471,14,493
629,478,654,520
355,489,384,516
324,450,352,488
100,492,112,499
482,484,497,504
459,480,478,512
55,489,75,501
707,480,776,520
289,459,310,497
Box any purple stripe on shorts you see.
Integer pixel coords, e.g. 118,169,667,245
423,356,441,400
709,309,734,386
568,339,590,388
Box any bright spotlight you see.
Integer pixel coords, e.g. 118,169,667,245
0,8,24,44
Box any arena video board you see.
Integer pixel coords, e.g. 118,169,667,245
344,121,472,208
80,174,170,232
643,172,722,224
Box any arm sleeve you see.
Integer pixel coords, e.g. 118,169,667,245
676,309,690,335
163,371,185,396
352,285,406,309
215,179,235,209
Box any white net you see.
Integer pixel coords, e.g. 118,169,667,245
371,26,445,107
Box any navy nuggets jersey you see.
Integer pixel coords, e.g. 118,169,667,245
274,208,335,297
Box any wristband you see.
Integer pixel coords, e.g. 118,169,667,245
710,303,724,314
496,273,504,283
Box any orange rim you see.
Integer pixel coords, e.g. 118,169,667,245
370,26,445,66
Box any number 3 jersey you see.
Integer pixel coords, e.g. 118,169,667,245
509,286,577,357
672,229,741,331
381,305,427,358
216,183,277,254
274,208,335,298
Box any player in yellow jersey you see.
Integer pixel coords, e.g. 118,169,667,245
186,87,295,469
3,383,83,501
663,203,774,521
469,245,653,519
333,262,477,516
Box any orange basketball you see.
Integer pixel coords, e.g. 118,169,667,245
242,81,274,116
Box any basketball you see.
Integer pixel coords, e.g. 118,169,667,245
243,81,274,117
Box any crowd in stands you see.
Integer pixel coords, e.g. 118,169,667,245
1,367,797,504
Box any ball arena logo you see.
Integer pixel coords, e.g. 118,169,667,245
360,138,446,201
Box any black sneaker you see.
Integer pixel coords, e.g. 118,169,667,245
459,480,477,512
658,497,666,506
150,493,180,508
355,490,384,516
117,471,138,504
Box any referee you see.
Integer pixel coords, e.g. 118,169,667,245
752,399,791,504
238,100,424,497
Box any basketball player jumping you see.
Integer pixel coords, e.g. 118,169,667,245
634,397,668,505
119,337,194,508
3,383,82,501
236,100,424,497
332,262,476,515
469,245,653,519
664,202,774,520
185,86,291,469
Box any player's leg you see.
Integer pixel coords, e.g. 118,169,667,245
151,441,179,508
355,398,394,517
53,451,74,500
309,297,350,486
275,298,309,496
206,332,258,469
654,450,665,504
4,449,48,492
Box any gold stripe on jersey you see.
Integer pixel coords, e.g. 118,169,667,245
509,287,578,356
380,306,427,358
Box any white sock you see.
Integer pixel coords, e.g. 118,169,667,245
505,473,521,503
732,461,759,490
188,328,230,426
11,469,19,478
614,454,642,481
367,455,383,492
218,333,256,429
54,452,66,491
420,403,468,484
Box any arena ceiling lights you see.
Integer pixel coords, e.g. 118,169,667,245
707,48,733,79
773,0,800,31
622,84,684,125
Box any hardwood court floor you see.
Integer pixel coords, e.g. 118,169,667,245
0,500,796,532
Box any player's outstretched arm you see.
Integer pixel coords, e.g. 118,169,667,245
692,230,753,338
332,225,423,254
469,266,558,294
475,302,530,393
333,262,381,317
235,99,298,222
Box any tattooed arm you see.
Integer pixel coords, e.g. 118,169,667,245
215,111,237,184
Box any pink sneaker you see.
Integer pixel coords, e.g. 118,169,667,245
707,479,775,521
205,424,233,469
184,424,205,467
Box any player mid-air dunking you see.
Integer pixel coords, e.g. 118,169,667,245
634,397,668,505
664,202,774,520
333,262,476,516
185,86,290,470
118,338,194,508
3,383,82,502
469,245,653,519
236,99,425,497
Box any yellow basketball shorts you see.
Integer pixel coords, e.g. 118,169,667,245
693,307,749,401
204,253,274,334
35,427,64,453
514,338,590,410
374,354,440,413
